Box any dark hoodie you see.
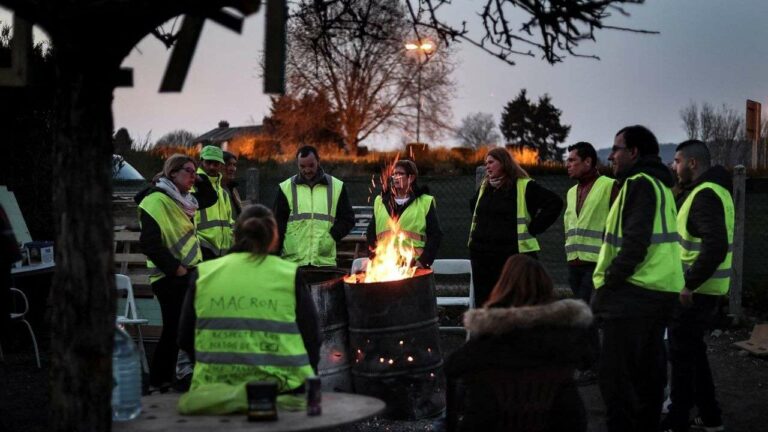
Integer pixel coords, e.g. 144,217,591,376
365,184,443,267
592,155,679,319
675,165,732,291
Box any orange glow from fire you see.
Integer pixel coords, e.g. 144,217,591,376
508,146,539,165
345,217,418,283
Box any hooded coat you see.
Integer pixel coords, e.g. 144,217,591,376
445,299,593,432
591,155,680,319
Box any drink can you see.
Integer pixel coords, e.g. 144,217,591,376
306,377,322,416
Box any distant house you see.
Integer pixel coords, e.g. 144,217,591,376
192,120,265,149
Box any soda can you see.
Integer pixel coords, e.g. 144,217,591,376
306,376,322,416
246,381,278,422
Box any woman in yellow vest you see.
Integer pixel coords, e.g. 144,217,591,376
469,147,563,307
136,154,217,391
366,160,443,268
176,204,320,414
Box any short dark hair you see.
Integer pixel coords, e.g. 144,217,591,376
296,145,319,160
567,142,598,167
616,125,659,157
223,151,237,163
676,139,711,167
394,159,418,177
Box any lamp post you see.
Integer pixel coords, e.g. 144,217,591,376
405,39,435,145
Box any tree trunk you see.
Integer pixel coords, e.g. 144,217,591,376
48,47,118,432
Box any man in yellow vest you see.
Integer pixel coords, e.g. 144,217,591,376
661,140,731,432
564,141,617,385
274,145,355,268
592,125,684,432
195,145,234,260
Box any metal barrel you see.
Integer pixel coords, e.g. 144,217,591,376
344,269,445,420
302,267,354,393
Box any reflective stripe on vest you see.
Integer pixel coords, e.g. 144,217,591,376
677,182,734,295
279,175,343,266
138,191,202,283
468,178,540,253
564,176,615,262
191,253,314,394
194,170,234,257
373,194,433,259
593,173,684,293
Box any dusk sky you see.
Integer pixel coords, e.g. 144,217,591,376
6,1,768,150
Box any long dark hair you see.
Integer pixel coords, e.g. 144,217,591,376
485,255,554,308
485,147,529,188
230,204,278,259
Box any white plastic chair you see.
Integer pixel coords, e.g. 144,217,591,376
1,288,42,368
115,274,149,374
432,259,475,335
350,257,369,274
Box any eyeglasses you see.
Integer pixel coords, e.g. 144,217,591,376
391,172,407,178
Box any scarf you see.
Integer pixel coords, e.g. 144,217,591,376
156,177,199,218
488,175,506,189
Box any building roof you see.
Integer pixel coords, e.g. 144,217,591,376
192,123,264,145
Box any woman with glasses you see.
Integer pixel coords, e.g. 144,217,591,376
468,147,563,307
135,153,217,392
366,159,443,268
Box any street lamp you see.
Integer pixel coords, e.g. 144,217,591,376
405,39,435,144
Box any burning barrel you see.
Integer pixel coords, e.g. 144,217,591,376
344,269,445,419
302,268,353,392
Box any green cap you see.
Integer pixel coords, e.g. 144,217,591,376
200,145,224,163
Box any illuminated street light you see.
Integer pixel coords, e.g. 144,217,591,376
404,38,435,144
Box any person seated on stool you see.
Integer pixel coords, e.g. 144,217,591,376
444,255,594,432
177,204,320,414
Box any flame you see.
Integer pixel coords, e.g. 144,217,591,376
346,217,418,283
508,146,539,165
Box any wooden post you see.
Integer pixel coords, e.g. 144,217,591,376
730,165,746,319
475,166,485,190
246,167,259,203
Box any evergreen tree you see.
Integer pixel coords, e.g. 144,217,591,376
500,90,570,161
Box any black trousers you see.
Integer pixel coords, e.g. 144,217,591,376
150,273,191,386
568,264,596,304
599,315,668,432
470,251,536,307
666,294,722,430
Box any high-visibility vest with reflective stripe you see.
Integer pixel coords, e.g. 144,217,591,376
593,173,684,293
469,178,540,253
279,174,343,267
373,194,433,259
677,182,734,295
138,191,202,283
194,169,234,257
564,176,615,262
190,253,314,395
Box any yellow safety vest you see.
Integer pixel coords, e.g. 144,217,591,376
564,176,616,262
373,194,434,259
138,191,202,283
677,182,734,295
593,173,683,293
469,178,540,253
194,169,234,257
279,174,343,267
187,253,314,400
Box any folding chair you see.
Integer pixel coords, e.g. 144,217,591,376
115,273,149,374
0,288,41,368
431,259,474,334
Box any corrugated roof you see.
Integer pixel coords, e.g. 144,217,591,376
193,125,264,144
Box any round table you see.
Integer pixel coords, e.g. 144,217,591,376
113,392,385,432
11,261,55,277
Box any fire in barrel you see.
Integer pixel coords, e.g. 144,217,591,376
344,219,445,419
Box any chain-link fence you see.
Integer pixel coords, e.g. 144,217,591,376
743,178,768,311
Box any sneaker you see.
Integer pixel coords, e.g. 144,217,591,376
575,369,598,386
690,416,724,432
148,382,171,395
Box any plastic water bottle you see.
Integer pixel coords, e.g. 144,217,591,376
112,325,142,421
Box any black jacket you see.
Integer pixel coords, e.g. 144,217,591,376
134,176,217,278
273,170,355,254
468,179,563,254
177,270,321,373
445,299,593,432
365,184,443,267
676,165,732,291
591,156,679,319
